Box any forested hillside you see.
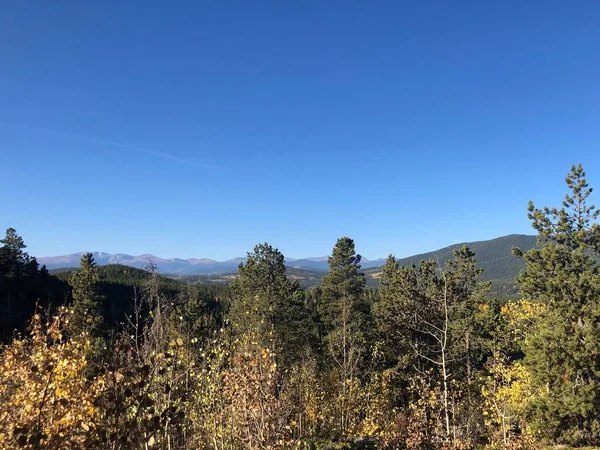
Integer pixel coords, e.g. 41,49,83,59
2,164,600,449
367,234,536,278
365,234,537,297
50,264,232,328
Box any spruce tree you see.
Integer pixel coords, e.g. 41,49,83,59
514,164,600,446
69,252,104,338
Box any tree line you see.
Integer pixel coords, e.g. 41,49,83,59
1,164,600,449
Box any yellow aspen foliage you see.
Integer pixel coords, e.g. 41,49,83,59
222,334,285,449
0,307,103,449
481,352,536,449
500,300,545,343
280,352,326,440
359,368,403,448
405,372,441,450
189,328,288,450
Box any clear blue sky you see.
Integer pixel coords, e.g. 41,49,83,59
1,1,600,260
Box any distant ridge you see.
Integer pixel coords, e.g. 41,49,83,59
38,252,249,275
38,234,537,287
37,252,385,274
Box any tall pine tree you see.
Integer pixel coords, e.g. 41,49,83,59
229,242,312,368
317,237,368,435
69,253,104,338
318,237,367,338
0,228,43,338
514,164,600,446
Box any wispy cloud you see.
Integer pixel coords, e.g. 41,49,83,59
416,226,437,236
0,121,221,169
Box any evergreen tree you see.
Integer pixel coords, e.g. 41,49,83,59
374,246,488,444
0,228,43,338
229,242,312,368
378,255,399,306
317,237,368,434
69,253,104,338
318,237,367,338
175,284,227,344
514,164,600,446
373,254,414,372
0,228,31,280
446,246,491,380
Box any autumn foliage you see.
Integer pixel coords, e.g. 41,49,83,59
0,307,101,449
2,164,600,449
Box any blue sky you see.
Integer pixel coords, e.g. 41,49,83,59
1,1,600,260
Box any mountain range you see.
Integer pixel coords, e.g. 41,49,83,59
37,251,386,274
38,234,537,281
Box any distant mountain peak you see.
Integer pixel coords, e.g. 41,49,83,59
187,258,218,265
36,234,537,277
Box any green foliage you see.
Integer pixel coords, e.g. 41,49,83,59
0,228,30,280
54,264,195,327
4,163,600,449
318,237,367,338
527,163,600,251
316,238,371,437
69,253,104,338
373,254,414,376
365,234,537,298
173,284,227,343
516,164,600,446
230,242,313,368
180,236,536,299
374,246,491,445
0,228,69,340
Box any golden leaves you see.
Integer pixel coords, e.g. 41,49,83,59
0,308,103,450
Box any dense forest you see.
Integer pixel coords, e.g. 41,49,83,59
1,164,600,449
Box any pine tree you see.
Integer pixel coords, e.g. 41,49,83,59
317,237,368,435
69,253,104,338
229,242,312,368
318,237,367,337
0,228,31,280
0,228,42,338
446,246,491,382
513,164,600,446
374,246,488,444
373,254,414,372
